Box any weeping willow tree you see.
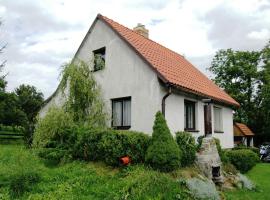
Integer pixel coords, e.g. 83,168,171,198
60,60,107,127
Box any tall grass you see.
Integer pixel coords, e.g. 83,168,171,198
0,145,191,199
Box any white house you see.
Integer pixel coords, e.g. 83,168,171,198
40,14,239,148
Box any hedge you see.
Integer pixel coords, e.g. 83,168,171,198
73,128,151,166
225,149,259,173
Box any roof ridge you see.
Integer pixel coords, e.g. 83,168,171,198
98,14,185,59
98,14,226,89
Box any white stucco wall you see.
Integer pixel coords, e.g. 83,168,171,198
39,18,234,148
73,19,165,134
165,92,234,148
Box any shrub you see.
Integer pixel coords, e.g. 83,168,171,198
233,145,259,155
214,138,229,163
175,131,196,167
32,107,76,148
9,172,41,198
73,128,151,166
196,135,204,151
225,149,259,173
145,111,181,172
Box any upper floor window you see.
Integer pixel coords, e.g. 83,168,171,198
214,106,223,132
93,47,105,71
184,100,196,130
112,97,131,129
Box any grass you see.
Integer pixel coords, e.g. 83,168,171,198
0,145,191,200
225,163,270,200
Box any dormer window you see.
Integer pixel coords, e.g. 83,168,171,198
93,47,106,71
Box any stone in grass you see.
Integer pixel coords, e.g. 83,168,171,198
186,178,220,200
238,173,256,190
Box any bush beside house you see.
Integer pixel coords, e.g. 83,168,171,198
225,149,259,173
145,111,181,172
175,131,196,167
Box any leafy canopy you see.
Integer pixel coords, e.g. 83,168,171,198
60,60,107,127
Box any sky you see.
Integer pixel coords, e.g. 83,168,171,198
0,0,270,98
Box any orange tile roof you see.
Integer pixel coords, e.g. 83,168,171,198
234,123,254,136
97,14,239,107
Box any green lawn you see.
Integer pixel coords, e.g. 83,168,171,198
0,145,190,200
225,163,270,200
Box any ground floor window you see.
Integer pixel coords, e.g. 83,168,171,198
214,106,223,132
184,100,196,130
112,97,131,129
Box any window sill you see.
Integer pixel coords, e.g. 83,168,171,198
214,130,224,133
184,129,200,133
113,126,131,130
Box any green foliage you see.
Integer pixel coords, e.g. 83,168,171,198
233,145,259,155
0,145,191,200
208,41,270,144
175,131,196,167
225,149,259,173
196,135,204,151
60,60,107,127
9,172,40,198
94,54,105,71
15,84,44,146
214,138,229,163
33,107,76,148
74,128,151,166
146,111,181,172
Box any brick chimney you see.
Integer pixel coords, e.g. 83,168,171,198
133,23,149,38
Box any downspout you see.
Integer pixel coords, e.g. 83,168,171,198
162,85,172,116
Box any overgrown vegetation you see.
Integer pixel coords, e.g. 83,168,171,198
176,131,196,167
145,111,181,172
60,60,107,127
0,145,191,200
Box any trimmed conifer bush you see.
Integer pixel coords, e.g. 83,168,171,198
145,111,181,172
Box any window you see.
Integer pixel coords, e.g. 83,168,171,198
93,47,105,71
184,100,195,130
112,97,131,129
214,106,223,132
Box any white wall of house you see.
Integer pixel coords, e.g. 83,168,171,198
39,18,234,148
165,93,234,148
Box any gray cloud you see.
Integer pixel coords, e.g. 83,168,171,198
201,3,270,51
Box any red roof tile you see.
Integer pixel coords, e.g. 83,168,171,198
97,14,239,107
234,123,254,136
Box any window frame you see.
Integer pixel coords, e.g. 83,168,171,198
93,47,106,72
184,100,196,131
111,96,131,130
214,106,223,133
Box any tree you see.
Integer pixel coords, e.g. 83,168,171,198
14,84,44,146
0,19,7,92
209,42,270,144
15,84,44,123
60,61,107,127
258,40,270,142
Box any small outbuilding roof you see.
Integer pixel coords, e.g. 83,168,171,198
234,123,254,136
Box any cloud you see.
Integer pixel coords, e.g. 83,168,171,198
0,0,269,98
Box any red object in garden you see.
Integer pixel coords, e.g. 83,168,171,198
120,156,130,165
